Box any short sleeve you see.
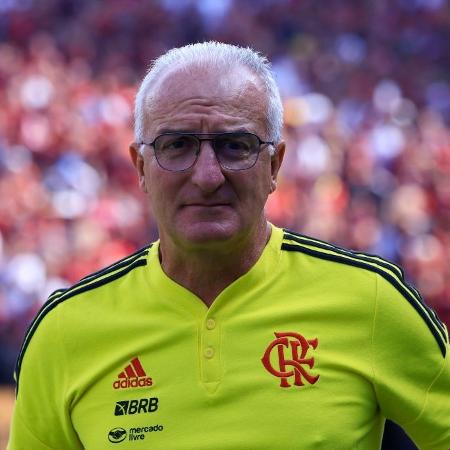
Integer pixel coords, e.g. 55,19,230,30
7,408,53,450
7,306,83,450
372,273,450,449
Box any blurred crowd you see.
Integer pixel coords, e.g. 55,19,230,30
1,0,450,388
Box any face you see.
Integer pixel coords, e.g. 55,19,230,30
129,65,285,252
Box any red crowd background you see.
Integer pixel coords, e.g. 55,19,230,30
0,1,449,448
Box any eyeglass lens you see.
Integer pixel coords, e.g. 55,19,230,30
153,133,260,171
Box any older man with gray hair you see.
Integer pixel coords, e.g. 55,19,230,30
8,42,450,449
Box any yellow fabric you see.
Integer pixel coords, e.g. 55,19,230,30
8,225,450,449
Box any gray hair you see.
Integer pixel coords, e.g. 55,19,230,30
134,41,283,146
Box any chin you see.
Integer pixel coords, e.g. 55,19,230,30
178,221,241,246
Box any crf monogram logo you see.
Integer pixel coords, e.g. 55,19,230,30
261,331,320,388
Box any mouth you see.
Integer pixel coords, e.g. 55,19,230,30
183,203,231,208
180,200,235,211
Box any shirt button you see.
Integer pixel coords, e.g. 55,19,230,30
206,318,216,330
204,347,215,359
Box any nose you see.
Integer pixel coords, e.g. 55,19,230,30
190,141,225,193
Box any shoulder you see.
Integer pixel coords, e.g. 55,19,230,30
282,228,413,291
40,243,152,316
15,244,153,386
281,228,402,280
281,228,448,357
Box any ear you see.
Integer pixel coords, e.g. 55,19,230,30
270,141,285,193
129,143,148,193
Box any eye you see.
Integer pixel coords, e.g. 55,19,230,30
227,139,249,151
163,136,192,150
217,135,252,152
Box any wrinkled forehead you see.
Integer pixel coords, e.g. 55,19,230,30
142,64,268,129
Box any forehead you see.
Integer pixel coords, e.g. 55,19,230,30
143,65,268,135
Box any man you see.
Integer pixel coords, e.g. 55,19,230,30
8,42,450,449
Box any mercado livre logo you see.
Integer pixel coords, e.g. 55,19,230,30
113,357,153,389
108,427,127,443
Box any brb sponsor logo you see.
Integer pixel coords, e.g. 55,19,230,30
115,398,159,416
107,425,163,443
113,357,153,390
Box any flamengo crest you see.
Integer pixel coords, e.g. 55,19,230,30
261,331,320,388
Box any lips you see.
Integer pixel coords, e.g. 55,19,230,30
182,204,232,213
185,203,230,207
182,199,232,207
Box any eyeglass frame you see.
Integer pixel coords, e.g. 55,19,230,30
137,131,275,172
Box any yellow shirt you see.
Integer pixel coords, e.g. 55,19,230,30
8,225,450,449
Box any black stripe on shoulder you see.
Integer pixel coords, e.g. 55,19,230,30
15,249,150,395
283,229,446,338
282,231,448,347
281,241,447,357
80,245,151,282
284,229,405,278
43,245,151,306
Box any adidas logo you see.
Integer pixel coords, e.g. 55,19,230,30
113,357,153,389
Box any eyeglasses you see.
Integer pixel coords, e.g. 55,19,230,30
138,132,274,172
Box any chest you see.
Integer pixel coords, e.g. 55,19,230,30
68,301,382,449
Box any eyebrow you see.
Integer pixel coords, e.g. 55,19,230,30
155,127,252,135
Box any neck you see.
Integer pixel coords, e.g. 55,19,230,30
159,220,271,307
